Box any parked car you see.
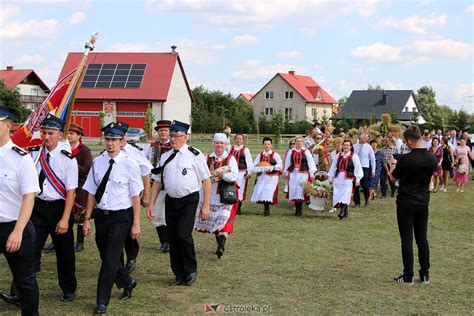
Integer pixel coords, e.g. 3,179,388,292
127,127,147,143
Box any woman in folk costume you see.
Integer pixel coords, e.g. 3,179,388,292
284,136,317,216
328,139,363,220
251,137,283,216
195,133,239,259
229,134,254,215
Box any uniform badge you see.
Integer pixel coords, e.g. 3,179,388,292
182,168,187,175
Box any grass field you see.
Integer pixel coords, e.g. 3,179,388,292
1,142,473,314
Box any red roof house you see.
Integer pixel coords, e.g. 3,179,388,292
251,70,337,122
0,66,50,109
58,50,193,137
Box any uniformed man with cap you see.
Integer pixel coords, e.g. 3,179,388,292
29,114,78,302
82,122,143,314
117,121,152,273
0,105,40,315
148,120,211,286
145,120,172,252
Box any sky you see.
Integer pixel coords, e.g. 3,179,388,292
1,0,473,112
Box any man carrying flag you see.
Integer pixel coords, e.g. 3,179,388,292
29,114,78,302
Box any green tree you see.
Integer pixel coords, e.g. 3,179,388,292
337,96,348,112
98,111,106,144
144,105,154,139
367,84,383,91
0,80,31,122
191,86,255,133
272,110,286,145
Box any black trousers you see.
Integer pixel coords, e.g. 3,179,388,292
396,204,430,278
31,198,77,294
124,235,139,261
94,208,133,306
353,167,370,205
380,167,397,197
165,191,199,279
1,221,39,316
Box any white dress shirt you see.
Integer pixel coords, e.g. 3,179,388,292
31,145,78,201
122,143,153,177
152,144,211,198
0,140,40,222
284,148,317,176
251,150,283,173
352,143,376,172
83,151,143,211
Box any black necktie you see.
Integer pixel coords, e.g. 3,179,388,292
38,152,50,194
95,159,114,204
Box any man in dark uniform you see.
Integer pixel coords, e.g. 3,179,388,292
30,114,78,302
390,125,437,285
148,120,211,286
0,105,40,315
119,122,152,273
67,123,92,252
145,120,172,252
83,122,143,314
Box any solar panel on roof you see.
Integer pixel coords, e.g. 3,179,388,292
81,63,146,89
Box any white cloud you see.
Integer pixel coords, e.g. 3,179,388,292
413,37,474,59
416,0,432,7
277,50,302,59
377,12,447,35
146,0,379,30
0,18,60,39
383,82,402,90
232,34,257,46
455,83,474,99
106,38,226,66
352,42,405,63
67,11,85,25
232,60,306,79
466,4,474,14
15,54,45,64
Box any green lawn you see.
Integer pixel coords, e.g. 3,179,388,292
1,142,473,314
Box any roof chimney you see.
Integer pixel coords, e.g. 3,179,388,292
6,66,14,71
382,90,389,105
171,45,177,54
289,70,295,76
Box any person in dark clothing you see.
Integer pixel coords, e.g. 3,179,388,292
390,125,437,285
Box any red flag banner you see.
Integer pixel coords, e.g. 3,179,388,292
11,69,77,149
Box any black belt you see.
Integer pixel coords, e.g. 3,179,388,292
35,198,64,206
96,207,132,216
166,191,199,201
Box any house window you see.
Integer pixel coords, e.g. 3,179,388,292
413,107,418,112
265,91,273,100
312,107,318,118
264,107,273,116
284,91,294,99
316,91,322,101
404,106,409,112
285,108,293,120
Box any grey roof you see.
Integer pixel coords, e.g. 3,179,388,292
334,90,421,121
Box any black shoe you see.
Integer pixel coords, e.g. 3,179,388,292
74,242,84,252
391,192,395,198
364,200,369,206
393,274,414,285
215,235,227,259
338,209,344,220
95,304,107,314
60,293,75,302
0,293,22,308
236,208,241,215
184,272,197,286
125,259,136,273
120,279,137,300
354,204,360,208
43,242,55,251
162,242,169,253
169,278,184,286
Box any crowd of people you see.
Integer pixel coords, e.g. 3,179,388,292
1,100,473,315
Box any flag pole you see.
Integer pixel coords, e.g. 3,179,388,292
58,32,98,138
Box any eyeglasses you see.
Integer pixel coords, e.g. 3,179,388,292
170,134,186,138
290,143,295,145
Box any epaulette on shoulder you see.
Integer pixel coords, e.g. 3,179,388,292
100,149,106,155
130,143,143,151
61,149,74,159
28,145,40,152
188,146,200,156
12,146,28,156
